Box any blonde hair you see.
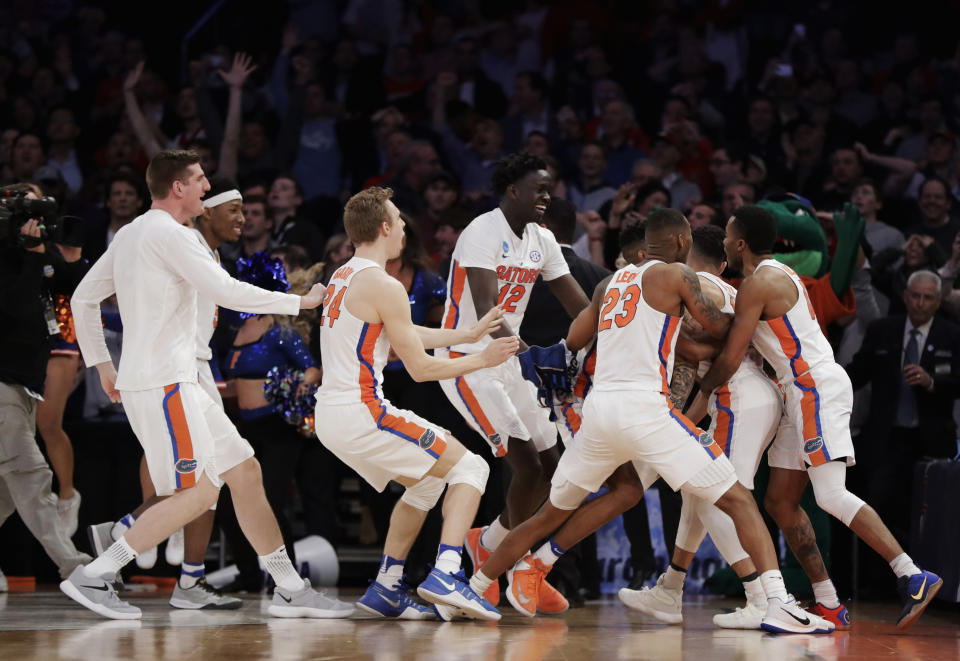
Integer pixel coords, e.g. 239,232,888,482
343,187,393,245
280,262,326,343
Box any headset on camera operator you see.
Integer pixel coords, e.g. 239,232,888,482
0,182,92,583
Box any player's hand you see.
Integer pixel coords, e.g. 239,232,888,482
300,283,326,310
904,364,933,389
469,304,505,342
96,362,122,403
480,336,520,367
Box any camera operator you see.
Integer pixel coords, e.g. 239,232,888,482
0,183,92,585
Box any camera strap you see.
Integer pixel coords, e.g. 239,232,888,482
41,265,60,336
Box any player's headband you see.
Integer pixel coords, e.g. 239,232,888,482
202,189,242,209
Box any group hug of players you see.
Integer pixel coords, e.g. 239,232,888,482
59,150,939,635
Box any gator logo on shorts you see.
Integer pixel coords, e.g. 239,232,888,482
175,458,198,474
804,437,824,453
698,432,714,447
419,429,436,450
488,433,502,446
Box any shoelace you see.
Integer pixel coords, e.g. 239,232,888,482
195,579,226,597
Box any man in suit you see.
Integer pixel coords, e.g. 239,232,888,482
83,170,146,264
847,269,960,542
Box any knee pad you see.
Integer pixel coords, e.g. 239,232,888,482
400,476,446,512
675,493,708,553
696,498,750,565
443,452,489,493
808,461,865,526
548,478,589,511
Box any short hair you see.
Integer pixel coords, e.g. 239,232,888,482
525,129,549,143
12,131,47,156
343,186,394,244
691,225,726,267
730,205,777,254
619,223,646,251
145,149,201,200
491,152,547,195
543,198,577,244
635,181,672,208
579,140,607,159
919,176,949,197
906,269,942,293
272,172,304,198
105,169,146,203
853,177,878,194
242,194,270,218
645,207,687,235
270,244,312,272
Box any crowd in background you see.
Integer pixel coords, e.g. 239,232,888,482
2,0,959,596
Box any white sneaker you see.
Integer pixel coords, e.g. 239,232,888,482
165,529,184,566
57,491,82,538
618,573,683,624
713,601,765,629
135,546,157,569
761,596,834,634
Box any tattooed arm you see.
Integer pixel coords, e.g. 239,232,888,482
668,359,698,411
676,264,731,339
699,275,766,395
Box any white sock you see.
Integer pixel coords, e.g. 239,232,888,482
375,555,404,589
469,569,495,596
435,544,463,574
180,562,204,589
662,565,686,592
259,545,303,592
742,574,766,608
889,553,921,578
759,570,788,602
111,513,136,541
480,518,509,551
84,537,137,577
533,538,565,567
812,579,840,608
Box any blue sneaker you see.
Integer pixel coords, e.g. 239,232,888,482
356,581,436,620
896,570,942,630
417,569,501,621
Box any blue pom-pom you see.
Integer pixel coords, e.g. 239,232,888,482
263,366,319,437
235,253,291,320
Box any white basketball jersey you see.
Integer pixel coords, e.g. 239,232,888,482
192,229,219,361
751,259,835,384
440,207,569,354
696,271,765,383
592,260,681,394
317,257,390,406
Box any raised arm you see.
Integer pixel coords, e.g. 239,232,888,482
216,53,257,181
123,62,163,159
379,278,517,381
566,276,610,351
698,277,766,395
466,266,528,353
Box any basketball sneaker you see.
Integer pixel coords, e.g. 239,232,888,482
417,568,500,621
464,527,499,606
505,557,543,617
165,529,184,566
169,578,242,610
618,573,683,624
60,566,141,620
269,579,355,618
357,581,436,620
760,595,834,634
537,576,569,615
896,570,942,630
713,601,765,629
809,602,851,630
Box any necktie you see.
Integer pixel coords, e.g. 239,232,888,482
896,329,920,427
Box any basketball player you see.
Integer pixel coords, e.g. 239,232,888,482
696,204,941,630
436,152,589,610
618,224,788,629
470,209,832,634
87,176,248,610
64,150,354,620
315,187,517,621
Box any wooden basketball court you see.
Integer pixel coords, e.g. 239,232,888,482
1,586,958,660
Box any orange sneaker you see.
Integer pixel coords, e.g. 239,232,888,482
506,556,544,617
537,573,569,615
809,602,851,630
465,527,499,606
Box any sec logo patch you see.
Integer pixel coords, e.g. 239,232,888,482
529,250,542,262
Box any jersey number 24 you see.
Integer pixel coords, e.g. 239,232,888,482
320,285,346,328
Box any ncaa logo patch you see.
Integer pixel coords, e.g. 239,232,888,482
698,432,714,447
419,429,436,449
175,458,198,474
804,437,824,453
529,250,542,263
502,241,510,258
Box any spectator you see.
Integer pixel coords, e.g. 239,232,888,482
708,145,745,194
872,234,945,314
848,270,960,542
895,96,951,162
433,207,471,280
502,71,556,153
45,107,83,193
720,182,755,223
596,100,645,187
817,146,864,211
417,170,461,258
384,140,441,218
903,177,960,256
687,203,719,228
83,170,146,263
523,130,552,158
451,37,508,119
225,195,273,261
267,174,325,261
567,141,616,213
10,132,46,181
320,233,355,284
850,179,904,255
650,135,701,211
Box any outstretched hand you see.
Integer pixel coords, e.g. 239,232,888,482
300,283,326,310
469,304,505,342
218,52,257,88
480,336,520,367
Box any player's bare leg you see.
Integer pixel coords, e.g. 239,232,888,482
764,468,830,582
